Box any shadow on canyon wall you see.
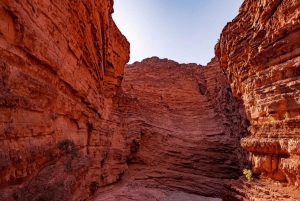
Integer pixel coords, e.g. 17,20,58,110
1,0,300,201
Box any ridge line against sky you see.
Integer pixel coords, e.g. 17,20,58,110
113,0,243,65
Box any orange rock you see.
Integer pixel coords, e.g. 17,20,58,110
0,0,129,200
113,57,249,197
216,0,300,200
3,0,299,200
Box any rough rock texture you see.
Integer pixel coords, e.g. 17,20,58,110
0,0,129,200
89,176,222,201
103,57,249,198
216,0,300,200
0,0,249,199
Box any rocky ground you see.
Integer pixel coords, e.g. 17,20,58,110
115,56,249,197
90,169,221,201
1,0,300,200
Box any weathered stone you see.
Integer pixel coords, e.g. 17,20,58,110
3,0,299,200
0,0,129,200
103,57,249,198
216,0,300,200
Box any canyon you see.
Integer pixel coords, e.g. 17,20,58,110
216,0,300,200
0,0,129,200
95,56,249,200
0,0,299,201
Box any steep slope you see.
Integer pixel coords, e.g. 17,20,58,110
0,0,129,200
111,57,249,197
5,0,299,200
216,0,300,200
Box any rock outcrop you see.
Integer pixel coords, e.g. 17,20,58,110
5,0,299,200
0,0,129,200
103,57,249,198
216,0,300,200
0,0,249,199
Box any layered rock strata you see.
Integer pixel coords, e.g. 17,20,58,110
110,57,249,197
216,0,300,200
0,0,129,200
90,178,222,201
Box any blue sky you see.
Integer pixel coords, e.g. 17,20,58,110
113,0,243,65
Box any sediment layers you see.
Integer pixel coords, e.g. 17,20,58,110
116,57,249,197
216,0,300,200
0,0,129,200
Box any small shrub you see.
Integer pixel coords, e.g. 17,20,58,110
56,139,79,172
266,110,275,122
243,169,252,182
56,139,75,153
284,112,289,120
56,139,80,172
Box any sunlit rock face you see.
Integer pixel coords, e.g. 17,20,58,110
0,0,129,200
216,0,300,200
4,0,293,200
0,0,249,199
118,57,249,197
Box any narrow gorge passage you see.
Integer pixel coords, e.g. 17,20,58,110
0,0,247,199
1,0,300,200
90,57,249,200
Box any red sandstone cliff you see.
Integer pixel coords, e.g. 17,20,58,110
91,57,249,199
3,0,299,200
216,0,300,200
1,0,248,200
0,0,129,200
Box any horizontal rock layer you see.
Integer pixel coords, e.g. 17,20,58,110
223,177,300,201
111,57,249,197
89,177,222,201
0,0,129,200
216,0,300,200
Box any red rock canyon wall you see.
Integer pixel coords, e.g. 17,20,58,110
216,0,300,200
116,57,249,197
0,0,129,200
3,0,297,200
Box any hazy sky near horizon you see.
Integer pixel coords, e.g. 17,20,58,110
113,0,243,65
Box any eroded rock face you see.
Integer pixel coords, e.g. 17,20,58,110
216,0,300,200
116,57,249,197
0,0,129,200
